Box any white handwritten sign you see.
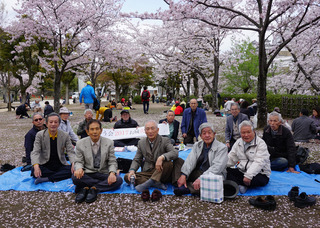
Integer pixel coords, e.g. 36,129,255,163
101,123,170,140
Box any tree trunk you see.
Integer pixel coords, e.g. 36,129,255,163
65,82,69,105
257,33,268,128
211,53,220,110
7,73,11,112
53,71,62,113
192,72,199,97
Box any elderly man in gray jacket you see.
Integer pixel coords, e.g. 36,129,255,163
31,113,75,185
72,119,123,203
227,120,271,194
125,120,184,192
174,123,228,196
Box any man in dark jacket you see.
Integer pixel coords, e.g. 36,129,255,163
263,111,299,173
291,109,317,142
77,109,93,139
181,98,207,144
43,101,54,117
159,110,180,145
23,113,47,171
113,110,140,147
16,103,30,119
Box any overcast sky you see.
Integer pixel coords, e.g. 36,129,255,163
1,0,254,51
2,0,169,21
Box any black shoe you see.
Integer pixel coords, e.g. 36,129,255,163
248,196,276,211
141,189,150,202
85,187,98,203
21,164,32,172
174,185,190,196
288,186,299,201
75,187,89,203
294,192,316,208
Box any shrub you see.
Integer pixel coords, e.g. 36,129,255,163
133,95,142,104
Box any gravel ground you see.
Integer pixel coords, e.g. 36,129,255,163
0,101,320,227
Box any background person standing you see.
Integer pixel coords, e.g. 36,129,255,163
79,81,97,110
141,86,150,114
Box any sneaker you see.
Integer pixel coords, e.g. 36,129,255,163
294,192,316,208
288,186,299,201
239,185,248,194
248,195,276,211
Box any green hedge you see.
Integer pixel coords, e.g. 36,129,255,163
133,95,142,104
204,93,319,115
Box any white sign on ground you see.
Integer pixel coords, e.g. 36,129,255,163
101,123,170,140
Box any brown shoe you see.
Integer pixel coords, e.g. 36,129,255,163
151,189,162,202
141,189,150,202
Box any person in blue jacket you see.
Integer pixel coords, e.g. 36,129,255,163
181,98,207,144
79,81,96,110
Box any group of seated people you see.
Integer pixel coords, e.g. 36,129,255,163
21,98,318,204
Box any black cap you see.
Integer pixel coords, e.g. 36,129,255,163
120,110,130,115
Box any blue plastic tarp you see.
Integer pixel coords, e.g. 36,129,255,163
0,149,319,196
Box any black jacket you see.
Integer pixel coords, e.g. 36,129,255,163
262,125,296,168
114,117,139,129
159,118,180,143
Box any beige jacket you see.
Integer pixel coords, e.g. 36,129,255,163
74,137,117,174
31,129,75,165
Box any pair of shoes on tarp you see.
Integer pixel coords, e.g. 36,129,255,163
75,187,99,204
141,189,162,202
288,186,316,208
249,196,276,211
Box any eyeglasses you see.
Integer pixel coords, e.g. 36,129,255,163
34,118,43,122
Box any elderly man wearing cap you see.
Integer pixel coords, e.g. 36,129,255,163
174,123,228,196
113,110,140,147
58,107,79,145
79,81,97,110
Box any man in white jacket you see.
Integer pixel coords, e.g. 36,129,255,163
227,120,271,194
174,123,228,196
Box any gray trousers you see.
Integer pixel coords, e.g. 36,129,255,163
85,103,93,110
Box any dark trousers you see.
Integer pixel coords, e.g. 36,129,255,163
186,169,203,195
31,165,72,182
72,172,123,193
228,138,236,152
143,101,149,113
184,132,196,144
17,110,29,118
103,109,113,122
226,167,269,187
114,138,140,147
124,158,184,186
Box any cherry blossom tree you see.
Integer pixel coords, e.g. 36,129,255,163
131,18,227,109
154,0,320,127
9,0,123,112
